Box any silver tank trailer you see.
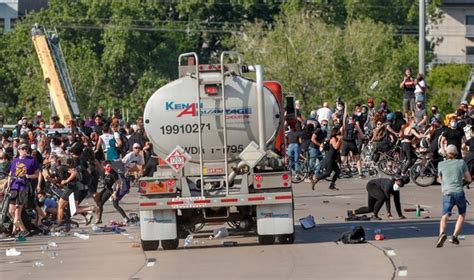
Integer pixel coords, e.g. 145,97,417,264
143,71,281,164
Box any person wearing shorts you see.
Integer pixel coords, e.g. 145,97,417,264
436,145,471,247
7,143,39,238
340,116,364,177
56,158,79,227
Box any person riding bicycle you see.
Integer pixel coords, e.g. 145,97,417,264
6,143,39,238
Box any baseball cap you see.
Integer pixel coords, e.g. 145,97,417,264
367,98,374,103
18,143,29,150
445,144,458,155
461,100,468,105
37,111,42,116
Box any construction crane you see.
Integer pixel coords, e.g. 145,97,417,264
31,24,80,124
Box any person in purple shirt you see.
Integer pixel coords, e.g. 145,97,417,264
6,143,39,238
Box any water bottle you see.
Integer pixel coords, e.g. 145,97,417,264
416,204,421,217
184,235,193,247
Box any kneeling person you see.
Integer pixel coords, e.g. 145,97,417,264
348,176,407,220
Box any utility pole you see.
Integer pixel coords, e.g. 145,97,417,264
419,0,426,75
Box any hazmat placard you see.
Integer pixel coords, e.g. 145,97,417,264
165,146,191,172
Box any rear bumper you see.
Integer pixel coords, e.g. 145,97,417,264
139,191,293,210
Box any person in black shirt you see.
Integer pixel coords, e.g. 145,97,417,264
348,177,407,220
340,116,364,177
440,116,465,159
311,128,342,190
309,121,327,176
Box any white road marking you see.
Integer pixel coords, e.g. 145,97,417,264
398,266,408,277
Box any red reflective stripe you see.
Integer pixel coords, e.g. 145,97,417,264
194,199,211,204
167,201,184,205
248,197,265,201
140,202,157,207
275,195,292,200
221,198,238,203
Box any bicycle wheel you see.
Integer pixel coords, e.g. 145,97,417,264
291,168,308,184
410,163,436,187
377,157,398,176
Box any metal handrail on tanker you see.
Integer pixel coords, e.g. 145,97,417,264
178,52,203,197
219,51,242,195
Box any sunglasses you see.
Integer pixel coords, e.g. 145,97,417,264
19,147,29,151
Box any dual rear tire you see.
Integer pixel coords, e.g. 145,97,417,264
141,238,179,251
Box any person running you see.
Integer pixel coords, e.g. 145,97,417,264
6,143,39,237
311,128,342,190
436,145,471,247
347,176,407,220
95,162,130,224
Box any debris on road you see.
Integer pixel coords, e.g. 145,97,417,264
147,258,156,267
184,235,193,247
131,243,141,248
5,248,21,257
209,228,229,239
222,241,238,247
299,215,316,230
73,232,90,240
323,200,329,203
33,261,45,267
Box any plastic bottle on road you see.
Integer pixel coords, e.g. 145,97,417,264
73,232,90,240
184,235,193,247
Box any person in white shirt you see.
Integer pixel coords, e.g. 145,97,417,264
317,102,333,124
122,143,145,179
415,73,426,105
96,125,113,160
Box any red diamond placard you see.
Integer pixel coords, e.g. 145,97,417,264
165,146,192,172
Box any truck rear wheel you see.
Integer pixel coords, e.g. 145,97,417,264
258,235,275,245
161,238,179,250
141,240,159,251
278,233,295,244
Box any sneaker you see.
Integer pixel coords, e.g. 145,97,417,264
85,213,93,226
94,219,103,225
449,235,459,245
436,233,447,248
328,183,339,190
370,215,382,220
359,174,366,179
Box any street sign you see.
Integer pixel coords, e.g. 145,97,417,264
165,146,191,172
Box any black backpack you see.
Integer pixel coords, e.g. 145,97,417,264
338,226,366,244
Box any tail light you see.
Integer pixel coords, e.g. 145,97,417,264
255,175,263,182
138,181,147,194
282,173,289,180
204,85,219,95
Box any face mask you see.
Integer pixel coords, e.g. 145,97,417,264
105,166,112,173
38,197,45,203
355,112,361,116
431,110,437,114
337,105,343,111
450,121,457,129
393,183,400,191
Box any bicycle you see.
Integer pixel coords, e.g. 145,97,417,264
410,151,438,187
291,150,312,184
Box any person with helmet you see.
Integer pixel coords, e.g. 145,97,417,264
347,176,408,220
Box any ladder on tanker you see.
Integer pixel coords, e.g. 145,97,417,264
178,52,242,197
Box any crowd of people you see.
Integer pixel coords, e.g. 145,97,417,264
0,106,158,238
286,67,472,246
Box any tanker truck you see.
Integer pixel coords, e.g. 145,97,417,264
138,52,294,250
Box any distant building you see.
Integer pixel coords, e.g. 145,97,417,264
0,0,48,33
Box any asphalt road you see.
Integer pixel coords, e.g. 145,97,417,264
1,176,473,280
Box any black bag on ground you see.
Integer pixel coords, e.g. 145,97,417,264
338,226,366,244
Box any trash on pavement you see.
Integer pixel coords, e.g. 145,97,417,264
299,215,316,230
222,241,238,247
50,232,66,237
184,235,193,247
73,232,90,240
47,241,58,248
209,227,229,239
458,235,465,240
374,233,385,241
0,238,16,242
33,261,45,267
131,243,141,248
5,248,21,257
48,251,58,259
15,236,27,242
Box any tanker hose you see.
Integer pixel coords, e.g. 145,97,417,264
228,161,250,185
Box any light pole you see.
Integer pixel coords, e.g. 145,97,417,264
419,0,426,75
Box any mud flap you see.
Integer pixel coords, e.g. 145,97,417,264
140,210,177,241
256,203,294,235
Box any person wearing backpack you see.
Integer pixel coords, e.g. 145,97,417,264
347,176,407,220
